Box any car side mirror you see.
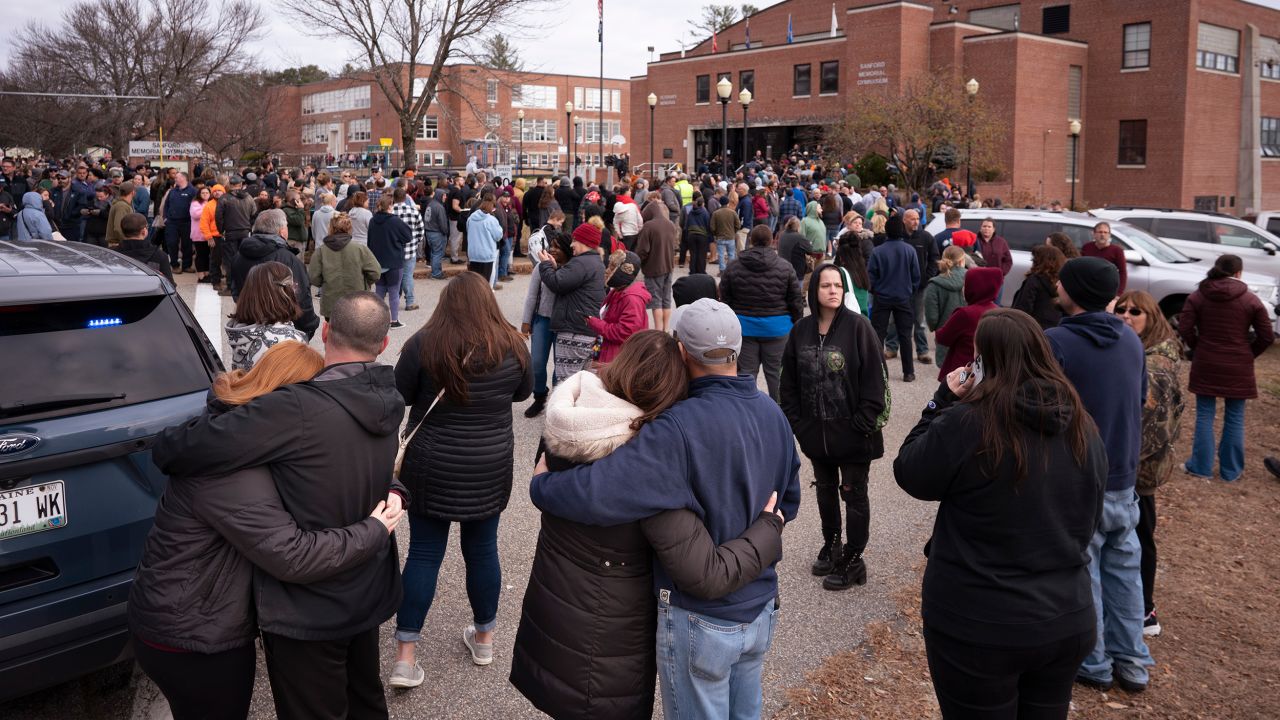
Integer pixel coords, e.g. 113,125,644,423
1123,249,1146,266
1265,242,1278,256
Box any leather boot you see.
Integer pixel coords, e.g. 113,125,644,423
523,393,547,418
811,533,843,577
822,553,867,591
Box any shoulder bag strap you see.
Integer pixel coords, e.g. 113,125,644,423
399,349,473,447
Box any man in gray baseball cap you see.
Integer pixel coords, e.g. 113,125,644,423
532,299,800,720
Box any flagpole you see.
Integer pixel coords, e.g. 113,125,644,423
599,0,604,186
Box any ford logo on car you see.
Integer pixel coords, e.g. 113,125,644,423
0,434,41,457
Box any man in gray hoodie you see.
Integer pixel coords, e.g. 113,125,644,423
423,187,451,279
312,193,337,244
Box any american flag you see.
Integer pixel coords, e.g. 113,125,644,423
598,0,603,42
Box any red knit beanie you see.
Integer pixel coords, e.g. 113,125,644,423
572,223,602,249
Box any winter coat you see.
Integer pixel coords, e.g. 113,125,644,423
394,332,533,520
229,232,320,338
719,246,804,321
106,197,132,245
935,267,1003,380
1178,276,1275,399
225,321,308,372
116,239,174,282
129,399,388,654
309,233,382,318
283,206,308,251
800,201,827,253
14,191,54,240
1136,338,1185,496
82,197,110,239
586,282,651,364
1011,273,1063,330
151,363,408,641
778,231,810,280
780,276,889,465
163,184,197,221
367,211,410,271
907,229,939,287
189,200,207,243
349,207,373,246
510,371,783,720
540,251,606,335
466,208,502,263
311,205,334,245
868,236,920,305
633,202,677,277
975,233,1013,277
923,267,967,366
613,200,643,238
214,190,254,240
680,205,710,247
200,196,220,239
894,382,1106,648
710,205,741,240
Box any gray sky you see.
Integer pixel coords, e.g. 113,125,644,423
2,0,1279,80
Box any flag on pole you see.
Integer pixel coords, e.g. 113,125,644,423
712,29,718,53
745,16,751,48
787,14,793,43
831,3,838,37
598,0,603,42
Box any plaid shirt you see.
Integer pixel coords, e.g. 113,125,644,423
778,194,803,226
393,198,425,262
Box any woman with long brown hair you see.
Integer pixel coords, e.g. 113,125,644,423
389,272,533,686
895,308,1107,719
510,331,785,719
224,261,308,371
129,341,401,720
1012,244,1066,329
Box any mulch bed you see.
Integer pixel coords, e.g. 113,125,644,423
777,348,1280,719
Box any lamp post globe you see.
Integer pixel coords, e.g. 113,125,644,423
647,93,658,181
717,78,732,178
1069,120,1082,210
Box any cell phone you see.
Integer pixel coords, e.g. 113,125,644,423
970,355,985,385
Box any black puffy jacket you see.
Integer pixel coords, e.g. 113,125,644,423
719,246,804,321
394,332,533,520
539,251,605,335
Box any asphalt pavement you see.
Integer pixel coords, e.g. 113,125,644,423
3,263,939,719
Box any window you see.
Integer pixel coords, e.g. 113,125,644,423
1263,117,1280,157
483,113,501,129
347,118,371,142
300,123,328,145
1067,65,1082,176
573,87,623,112
969,4,1021,31
576,120,622,144
511,84,557,109
301,86,372,115
1213,222,1277,250
1118,120,1147,165
1197,23,1239,73
1001,221,1056,251
1042,5,1069,34
1123,23,1150,69
1262,38,1280,79
511,119,557,143
416,115,438,141
739,70,754,96
793,64,811,96
1152,219,1210,243
696,75,710,103
486,79,498,104
819,61,839,94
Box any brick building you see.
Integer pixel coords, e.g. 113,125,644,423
629,0,1280,216
283,64,630,179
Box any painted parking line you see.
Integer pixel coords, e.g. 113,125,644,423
194,282,223,363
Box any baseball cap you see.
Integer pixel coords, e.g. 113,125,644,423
671,298,741,365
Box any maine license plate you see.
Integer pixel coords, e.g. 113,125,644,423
0,482,67,541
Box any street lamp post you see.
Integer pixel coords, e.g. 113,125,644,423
964,78,979,201
565,101,574,178
739,88,752,173
1069,119,1082,211
717,77,732,178
517,109,525,178
647,92,658,181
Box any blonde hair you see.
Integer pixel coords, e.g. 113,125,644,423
938,245,969,275
213,341,323,406
870,214,887,234
588,215,605,230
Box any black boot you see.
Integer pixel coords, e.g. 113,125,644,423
810,534,843,577
822,553,867,591
523,394,547,418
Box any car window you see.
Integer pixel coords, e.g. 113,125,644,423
1213,222,1276,250
959,219,987,234
1152,218,1210,244
1112,224,1193,263
1000,221,1055,251
1266,218,1280,235
1057,224,1094,249
0,295,213,423
1120,216,1155,231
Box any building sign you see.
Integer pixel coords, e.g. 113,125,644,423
659,94,678,107
856,61,889,86
128,140,203,157
379,137,394,147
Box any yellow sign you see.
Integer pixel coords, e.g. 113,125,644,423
379,138,394,147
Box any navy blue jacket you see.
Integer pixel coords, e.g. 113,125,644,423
1046,312,1147,491
367,211,410,271
868,236,920,305
531,374,801,623
736,196,754,230
164,184,198,221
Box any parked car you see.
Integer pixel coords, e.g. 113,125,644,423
922,209,1279,329
0,240,221,702
1093,207,1280,283
1248,210,1280,237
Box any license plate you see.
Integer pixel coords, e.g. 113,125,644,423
0,482,67,541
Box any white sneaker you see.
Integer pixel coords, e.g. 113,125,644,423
462,625,493,666
388,660,424,688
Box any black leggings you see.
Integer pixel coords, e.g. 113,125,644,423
194,242,211,272
812,461,870,555
1136,493,1156,616
133,636,255,720
688,234,711,275
924,626,1094,720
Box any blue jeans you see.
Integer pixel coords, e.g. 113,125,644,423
497,236,512,279
530,314,554,396
426,231,447,278
1186,395,1245,481
1079,489,1153,686
394,513,502,642
164,219,193,269
375,268,402,322
401,253,417,305
657,599,778,720
715,239,736,273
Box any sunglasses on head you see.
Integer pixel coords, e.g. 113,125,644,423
1114,306,1143,316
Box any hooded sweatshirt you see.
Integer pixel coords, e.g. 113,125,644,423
923,266,967,366
934,266,1003,380
367,211,410,271
1046,312,1147,490
312,204,336,245
633,202,677,277
14,191,54,240
1178,276,1275,399
800,201,827,253
309,233,382,318
585,282,651,364
867,234,921,305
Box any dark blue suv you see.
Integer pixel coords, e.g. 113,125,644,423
0,240,221,701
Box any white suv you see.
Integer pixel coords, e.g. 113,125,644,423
1092,207,1280,283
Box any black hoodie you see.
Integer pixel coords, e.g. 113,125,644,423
229,231,319,338
894,381,1106,648
116,238,174,281
151,362,406,641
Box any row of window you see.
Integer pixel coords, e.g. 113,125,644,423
512,84,557,109
415,152,451,167
694,61,837,103
347,118,371,142
301,86,371,115
512,119,557,142
1122,21,1260,76
574,87,624,112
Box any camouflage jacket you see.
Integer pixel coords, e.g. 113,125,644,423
1137,338,1185,495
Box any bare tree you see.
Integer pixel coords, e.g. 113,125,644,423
282,0,553,162
1,0,263,157
187,75,298,164
826,75,1007,194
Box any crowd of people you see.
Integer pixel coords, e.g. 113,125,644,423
3,149,1276,719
